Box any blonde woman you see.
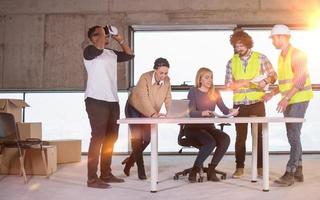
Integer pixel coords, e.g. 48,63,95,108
184,67,238,183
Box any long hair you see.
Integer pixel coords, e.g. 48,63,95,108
195,67,217,101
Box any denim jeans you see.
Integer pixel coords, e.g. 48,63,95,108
184,124,230,167
283,101,309,172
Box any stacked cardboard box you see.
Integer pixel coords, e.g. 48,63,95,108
0,98,82,177
0,99,29,122
0,98,57,176
45,139,81,164
16,122,42,140
0,146,57,175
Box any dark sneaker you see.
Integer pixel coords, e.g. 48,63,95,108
100,174,125,183
87,178,110,189
274,171,294,186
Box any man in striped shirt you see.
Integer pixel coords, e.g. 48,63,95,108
225,29,277,178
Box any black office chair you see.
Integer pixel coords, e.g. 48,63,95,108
0,112,47,183
173,123,230,182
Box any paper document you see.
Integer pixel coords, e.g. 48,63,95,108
250,74,269,91
212,108,239,118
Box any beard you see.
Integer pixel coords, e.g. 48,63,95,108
238,49,249,57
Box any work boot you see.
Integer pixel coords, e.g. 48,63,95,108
274,171,294,186
132,139,147,180
207,164,220,182
188,166,200,183
232,168,244,179
294,166,304,182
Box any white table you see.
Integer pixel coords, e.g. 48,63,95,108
117,117,305,192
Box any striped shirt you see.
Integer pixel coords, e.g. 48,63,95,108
225,50,277,105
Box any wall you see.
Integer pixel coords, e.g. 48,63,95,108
0,0,319,89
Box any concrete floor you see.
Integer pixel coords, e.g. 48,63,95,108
1,154,320,200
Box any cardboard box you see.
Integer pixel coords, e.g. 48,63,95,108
0,146,57,175
17,122,42,140
46,139,81,164
0,99,29,122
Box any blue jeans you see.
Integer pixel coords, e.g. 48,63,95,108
184,124,230,167
283,101,309,172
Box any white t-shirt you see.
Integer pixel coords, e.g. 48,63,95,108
84,49,119,102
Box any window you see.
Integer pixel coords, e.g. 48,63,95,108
132,26,320,152
133,27,320,86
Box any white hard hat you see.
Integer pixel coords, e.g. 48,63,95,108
270,24,291,37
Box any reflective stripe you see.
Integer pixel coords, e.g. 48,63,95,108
278,79,291,84
236,79,251,81
233,99,262,105
234,88,265,94
281,85,312,93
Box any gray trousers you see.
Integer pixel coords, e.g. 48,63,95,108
283,101,309,172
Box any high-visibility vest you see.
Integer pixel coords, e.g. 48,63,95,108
231,52,265,104
278,46,313,104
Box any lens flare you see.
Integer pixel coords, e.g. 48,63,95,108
308,11,320,31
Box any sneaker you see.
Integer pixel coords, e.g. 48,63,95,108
232,168,244,179
258,168,263,177
274,171,294,186
294,166,304,182
87,178,110,189
100,174,125,183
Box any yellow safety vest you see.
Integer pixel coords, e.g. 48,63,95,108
231,52,265,104
278,46,313,104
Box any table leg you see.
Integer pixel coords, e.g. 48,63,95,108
150,124,158,193
262,123,269,192
251,123,258,182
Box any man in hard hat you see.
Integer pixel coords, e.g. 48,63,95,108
264,24,313,186
225,29,277,179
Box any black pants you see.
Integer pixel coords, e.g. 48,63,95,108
85,97,120,180
125,102,151,143
184,124,230,168
234,102,265,168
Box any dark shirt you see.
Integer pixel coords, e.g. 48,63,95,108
188,87,229,117
83,45,134,62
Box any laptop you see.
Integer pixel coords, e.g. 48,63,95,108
166,99,190,118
